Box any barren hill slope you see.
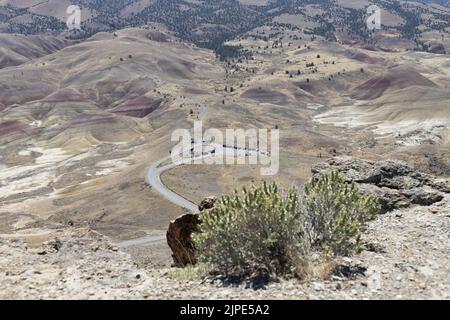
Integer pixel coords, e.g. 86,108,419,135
0,3,449,300
0,34,70,68
0,27,225,242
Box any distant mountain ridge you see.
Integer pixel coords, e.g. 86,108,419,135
0,0,449,53
419,0,450,6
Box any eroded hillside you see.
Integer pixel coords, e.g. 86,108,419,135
0,0,449,301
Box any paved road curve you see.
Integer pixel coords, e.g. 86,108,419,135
116,144,262,248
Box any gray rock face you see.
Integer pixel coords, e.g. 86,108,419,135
312,157,449,213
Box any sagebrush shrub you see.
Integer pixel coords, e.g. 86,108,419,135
193,182,310,277
302,171,379,257
193,172,380,277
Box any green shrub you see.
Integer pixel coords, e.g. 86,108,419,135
193,172,380,277
193,182,310,277
302,171,379,257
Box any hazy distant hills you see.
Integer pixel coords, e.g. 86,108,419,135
419,0,450,7
0,0,449,53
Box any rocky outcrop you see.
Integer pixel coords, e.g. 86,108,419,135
312,157,449,213
3,202,449,299
427,42,446,54
0,228,149,299
167,211,202,267
167,197,218,267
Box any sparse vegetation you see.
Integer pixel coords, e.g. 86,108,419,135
302,171,379,257
166,264,211,282
215,44,251,61
2,0,448,55
193,172,380,278
1,0,450,301
193,182,310,277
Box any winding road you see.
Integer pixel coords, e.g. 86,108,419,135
146,155,201,214
116,143,263,248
